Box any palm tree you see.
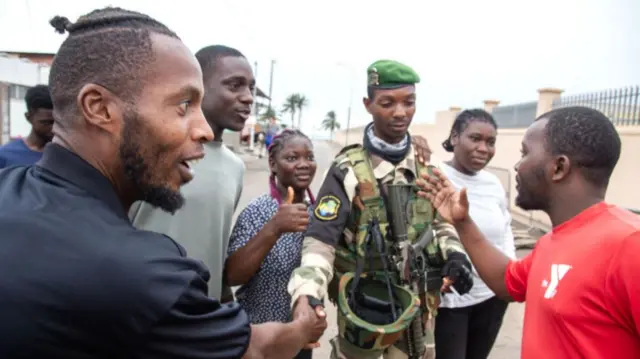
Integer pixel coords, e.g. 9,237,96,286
295,94,309,130
322,110,341,139
259,106,278,123
281,94,299,129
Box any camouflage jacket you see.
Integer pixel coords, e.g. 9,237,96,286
287,147,467,308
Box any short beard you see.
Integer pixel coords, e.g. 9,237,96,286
119,112,184,214
515,167,547,212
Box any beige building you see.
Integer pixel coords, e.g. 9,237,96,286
331,86,640,232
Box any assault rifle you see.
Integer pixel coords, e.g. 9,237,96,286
386,183,436,359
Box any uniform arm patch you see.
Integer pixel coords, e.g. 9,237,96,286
314,195,341,221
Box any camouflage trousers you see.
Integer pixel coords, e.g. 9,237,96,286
329,316,436,359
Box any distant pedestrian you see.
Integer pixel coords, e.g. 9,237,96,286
265,117,279,148
0,85,54,168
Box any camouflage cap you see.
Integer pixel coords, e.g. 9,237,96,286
367,59,420,89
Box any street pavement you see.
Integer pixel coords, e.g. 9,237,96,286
233,140,525,359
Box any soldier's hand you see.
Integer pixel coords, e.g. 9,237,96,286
441,252,474,295
411,135,432,164
416,167,469,224
270,186,309,234
293,296,327,349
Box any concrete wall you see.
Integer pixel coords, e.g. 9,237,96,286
0,56,49,86
332,90,640,232
4,53,55,66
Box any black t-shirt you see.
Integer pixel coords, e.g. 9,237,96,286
0,144,251,359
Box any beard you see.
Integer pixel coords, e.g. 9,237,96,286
119,111,185,214
515,167,547,211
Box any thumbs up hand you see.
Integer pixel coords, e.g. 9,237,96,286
284,186,295,205
270,186,309,235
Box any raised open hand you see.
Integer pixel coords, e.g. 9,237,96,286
416,167,469,224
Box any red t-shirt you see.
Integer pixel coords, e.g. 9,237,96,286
505,202,640,359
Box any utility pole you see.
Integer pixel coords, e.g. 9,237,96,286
267,60,275,114
249,61,258,151
337,62,355,146
345,104,352,146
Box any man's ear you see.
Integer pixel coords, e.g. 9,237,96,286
76,83,123,135
551,155,571,182
24,111,32,124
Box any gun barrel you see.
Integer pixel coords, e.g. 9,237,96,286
386,184,413,242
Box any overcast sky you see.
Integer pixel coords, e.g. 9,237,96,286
1,0,639,135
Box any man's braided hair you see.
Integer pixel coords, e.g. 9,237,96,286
48,7,178,126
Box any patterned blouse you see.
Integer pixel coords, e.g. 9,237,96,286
227,193,312,324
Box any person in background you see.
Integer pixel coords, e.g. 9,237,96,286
265,117,279,148
417,106,640,359
130,44,252,302
0,85,54,169
434,109,515,359
225,129,324,359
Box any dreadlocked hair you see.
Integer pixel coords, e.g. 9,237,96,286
267,129,316,205
48,7,179,126
442,108,498,152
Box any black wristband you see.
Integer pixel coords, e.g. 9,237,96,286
307,295,324,309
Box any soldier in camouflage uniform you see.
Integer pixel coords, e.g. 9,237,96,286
287,59,474,359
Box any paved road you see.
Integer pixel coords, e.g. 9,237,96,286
233,140,525,359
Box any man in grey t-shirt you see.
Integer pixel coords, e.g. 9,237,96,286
129,45,254,301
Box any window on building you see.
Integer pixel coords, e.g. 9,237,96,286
9,85,29,101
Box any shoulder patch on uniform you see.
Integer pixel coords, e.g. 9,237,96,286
314,195,341,221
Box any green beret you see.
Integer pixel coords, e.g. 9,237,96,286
366,59,420,89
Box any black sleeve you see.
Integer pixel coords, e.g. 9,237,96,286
305,162,351,246
116,234,251,359
136,278,251,359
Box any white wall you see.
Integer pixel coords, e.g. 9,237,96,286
8,99,29,138
0,56,48,86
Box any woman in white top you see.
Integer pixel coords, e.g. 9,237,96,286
434,109,516,359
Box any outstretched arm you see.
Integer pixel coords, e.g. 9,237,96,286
417,168,524,301
244,296,326,359
288,161,352,306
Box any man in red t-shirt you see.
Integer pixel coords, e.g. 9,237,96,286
417,106,640,359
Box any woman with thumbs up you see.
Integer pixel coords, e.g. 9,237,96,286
225,129,323,359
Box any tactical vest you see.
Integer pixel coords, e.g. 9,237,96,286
328,145,444,305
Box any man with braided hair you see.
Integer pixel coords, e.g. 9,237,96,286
287,59,474,359
0,7,324,359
